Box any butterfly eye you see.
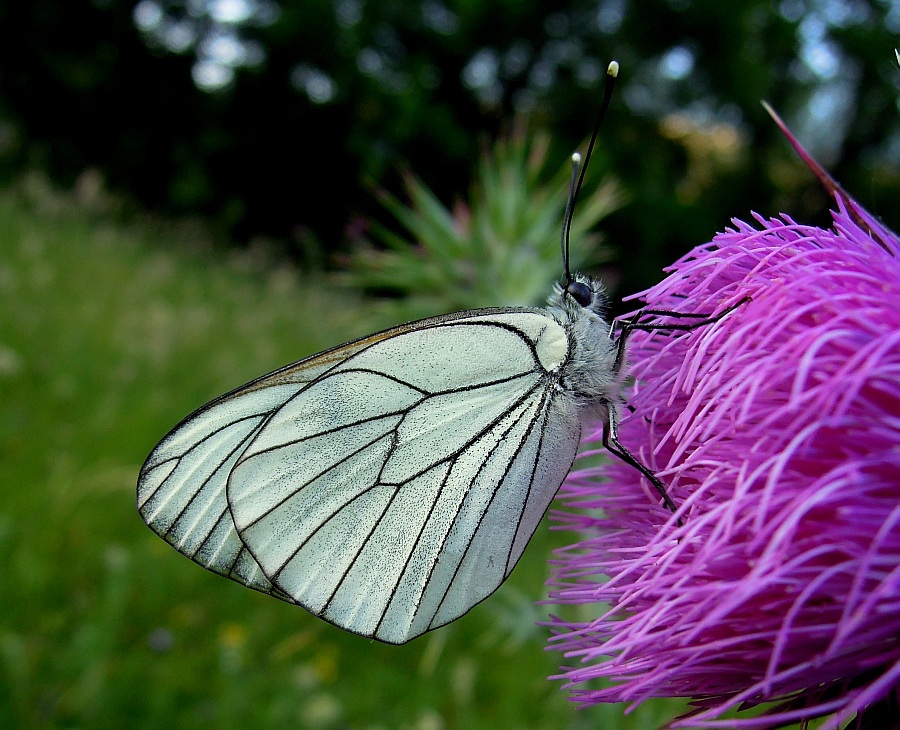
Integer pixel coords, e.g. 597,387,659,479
566,280,593,308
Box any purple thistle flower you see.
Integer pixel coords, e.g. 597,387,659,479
546,124,900,728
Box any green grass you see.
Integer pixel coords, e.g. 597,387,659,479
0,177,687,729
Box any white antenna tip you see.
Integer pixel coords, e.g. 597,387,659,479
571,152,582,165
607,60,619,77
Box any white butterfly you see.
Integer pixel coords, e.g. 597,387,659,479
136,62,729,644
137,271,636,644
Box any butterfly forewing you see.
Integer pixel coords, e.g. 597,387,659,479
138,307,581,643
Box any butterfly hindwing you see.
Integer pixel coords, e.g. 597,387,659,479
136,318,440,597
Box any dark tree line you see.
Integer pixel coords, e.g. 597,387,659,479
1,0,897,294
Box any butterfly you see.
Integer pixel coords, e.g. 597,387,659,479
136,62,739,644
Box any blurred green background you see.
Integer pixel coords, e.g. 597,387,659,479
1,1,898,728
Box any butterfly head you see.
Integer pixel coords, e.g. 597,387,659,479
549,272,610,322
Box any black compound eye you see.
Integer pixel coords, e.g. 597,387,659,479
566,280,592,308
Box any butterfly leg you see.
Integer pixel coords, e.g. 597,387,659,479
602,400,682,524
611,296,750,375
603,297,749,522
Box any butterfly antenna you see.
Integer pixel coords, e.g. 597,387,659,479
562,60,619,285
561,153,581,283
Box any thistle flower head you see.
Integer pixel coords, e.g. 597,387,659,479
547,147,900,727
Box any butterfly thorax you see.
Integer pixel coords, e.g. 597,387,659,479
545,273,622,411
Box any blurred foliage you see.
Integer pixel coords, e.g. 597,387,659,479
340,123,624,320
0,1,898,304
